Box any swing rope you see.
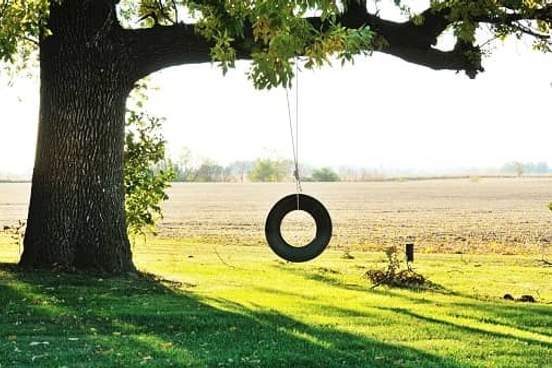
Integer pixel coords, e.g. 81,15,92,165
265,59,333,263
285,59,302,209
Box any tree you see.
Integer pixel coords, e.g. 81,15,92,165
2,0,551,273
502,161,525,177
312,167,340,182
248,159,289,182
171,146,198,182
193,160,225,182
226,161,255,183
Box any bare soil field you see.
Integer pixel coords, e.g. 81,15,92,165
1,178,552,254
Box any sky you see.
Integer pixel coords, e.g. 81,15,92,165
1,14,551,176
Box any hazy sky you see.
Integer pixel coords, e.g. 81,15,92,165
1,34,551,175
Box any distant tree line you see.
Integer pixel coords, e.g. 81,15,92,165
500,161,551,177
160,148,342,183
152,153,552,183
4,157,551,183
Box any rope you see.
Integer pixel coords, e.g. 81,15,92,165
285,58,302,210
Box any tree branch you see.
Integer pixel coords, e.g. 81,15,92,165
124,24,215,81
473,5,552,24
124,3,552,81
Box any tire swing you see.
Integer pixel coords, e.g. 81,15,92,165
265,62,332,262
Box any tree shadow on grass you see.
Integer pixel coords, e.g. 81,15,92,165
376,306,552,349
273,263,552,348
448,300,552,338
371,287,552,339
0,263,473,368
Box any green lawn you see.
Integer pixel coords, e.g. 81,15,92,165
1,239,551,367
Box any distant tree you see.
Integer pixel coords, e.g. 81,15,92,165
193,160,224,182
501,161,525,177
222,165,234,182
249,159,289,182
312,167,340,182
226,161,255,183
171,147,198,182
513,162,525,177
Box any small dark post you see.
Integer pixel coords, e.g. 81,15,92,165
406,243,414,263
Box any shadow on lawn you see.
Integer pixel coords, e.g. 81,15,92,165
377,306,552,348
0,263,472,368
372,287,552,340
274,263,552,348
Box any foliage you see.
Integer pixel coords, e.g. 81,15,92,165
311,167,340,182
0,0,47,63
124,86,175,237
248,158,290,182
186,1,375,88
2,1,551,87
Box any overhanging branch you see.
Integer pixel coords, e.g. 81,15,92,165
123,3,552,81
124,24,214,80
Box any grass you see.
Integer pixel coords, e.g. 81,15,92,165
1,240,551,367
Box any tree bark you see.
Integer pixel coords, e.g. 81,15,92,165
20,0,136,273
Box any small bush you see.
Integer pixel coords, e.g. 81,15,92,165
364,246,428,289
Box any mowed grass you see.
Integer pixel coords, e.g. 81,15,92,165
1,240,551,367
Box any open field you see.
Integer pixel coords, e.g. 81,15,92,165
1,242,551,367
2,178,552,254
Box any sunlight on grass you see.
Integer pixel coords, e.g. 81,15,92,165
1,239,551,367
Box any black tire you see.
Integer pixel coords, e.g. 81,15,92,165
265,194,332,262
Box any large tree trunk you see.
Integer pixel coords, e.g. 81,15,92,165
20,0,136,273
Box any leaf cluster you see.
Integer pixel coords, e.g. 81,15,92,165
124,85,175,237
431,0,552,49
2,1,551,84
0,0,47,78
188,1,376,88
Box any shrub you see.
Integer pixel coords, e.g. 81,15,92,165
365,246,428,289
124,84,175,238
311,167,340,182
248,159,289,182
